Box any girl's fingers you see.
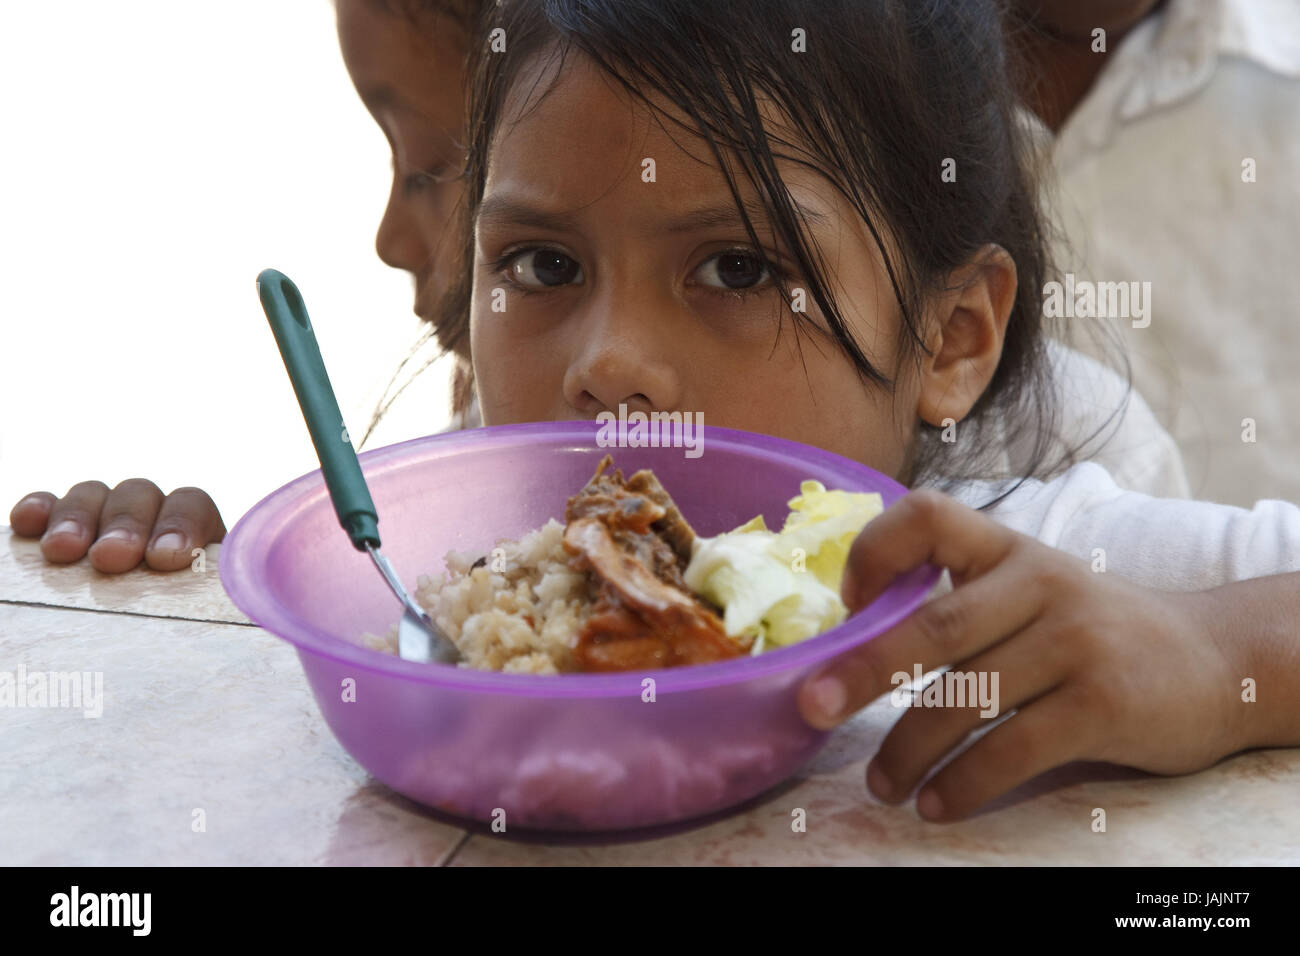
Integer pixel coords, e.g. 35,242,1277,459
840,488,1019,611
9,492,57,537
907,687,1097,822
799,548,1048,729
868,616,1074,803
38,481,110,563
87,478,165,574
144,487,226,571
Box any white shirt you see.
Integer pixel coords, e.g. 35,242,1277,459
1007,339,1191,499
1033,0,1300,508
948,460,1300,591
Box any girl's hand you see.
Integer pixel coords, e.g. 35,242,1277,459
9,480,226,574
797,489,1254,822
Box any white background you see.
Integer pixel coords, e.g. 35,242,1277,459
0,0,453,530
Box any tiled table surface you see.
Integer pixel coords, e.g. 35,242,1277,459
2,526,1297,866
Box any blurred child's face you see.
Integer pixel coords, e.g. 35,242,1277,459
471,55,925,477
336,0,467,325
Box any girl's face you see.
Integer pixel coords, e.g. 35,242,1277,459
470,55,926,477
336,0,467,325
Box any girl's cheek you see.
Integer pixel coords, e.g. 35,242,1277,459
781,359,911,476
679,343,865,463
470,308,559,425
470,312,509,423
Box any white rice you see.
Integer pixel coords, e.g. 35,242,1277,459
358,518,593,674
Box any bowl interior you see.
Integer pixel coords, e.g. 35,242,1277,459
221,421,937,689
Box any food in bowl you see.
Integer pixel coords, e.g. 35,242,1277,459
220,423,940,831
360,454,883,674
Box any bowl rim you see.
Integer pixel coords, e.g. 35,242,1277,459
219,420,940,697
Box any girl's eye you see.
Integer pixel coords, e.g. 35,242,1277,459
403,172,433,194
694,251,771,290
401,164,458,196
503,249,585,288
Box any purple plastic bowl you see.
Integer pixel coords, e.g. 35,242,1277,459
219,421,938,831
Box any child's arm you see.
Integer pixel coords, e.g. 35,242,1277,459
9,480,226,574
797,489,1300,822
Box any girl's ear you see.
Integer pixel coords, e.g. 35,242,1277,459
916,244,1017,427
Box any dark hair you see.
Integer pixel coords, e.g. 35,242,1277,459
440,0,1094,493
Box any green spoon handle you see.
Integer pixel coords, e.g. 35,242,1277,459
256,268,380,551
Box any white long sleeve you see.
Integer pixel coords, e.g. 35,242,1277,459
947,462,1300,591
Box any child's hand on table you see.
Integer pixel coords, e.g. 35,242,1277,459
9,480,226,573
797,489,1293,822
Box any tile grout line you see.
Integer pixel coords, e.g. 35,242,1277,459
7,581,476,866
436,830,473,867
0,597,258,628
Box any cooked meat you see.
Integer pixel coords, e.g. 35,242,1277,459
566,456,700,564
623,470,698,565
561,455,744,671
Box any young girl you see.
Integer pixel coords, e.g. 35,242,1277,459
443,0,1300,820
11,0,1299,821
336,0,480,437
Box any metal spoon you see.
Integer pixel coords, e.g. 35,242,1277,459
256,268,461,664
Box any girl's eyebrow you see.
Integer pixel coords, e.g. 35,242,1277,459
664,198,828,234
477,195,582,232
476,194,829,234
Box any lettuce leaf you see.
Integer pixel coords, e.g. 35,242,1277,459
684,481,883,648
778,481,884,592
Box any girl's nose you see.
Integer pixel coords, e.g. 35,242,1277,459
562,313,682,418
374,177,427,274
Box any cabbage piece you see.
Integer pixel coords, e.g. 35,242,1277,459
683,481,883,648
684,530,845,646
777,481,884,592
